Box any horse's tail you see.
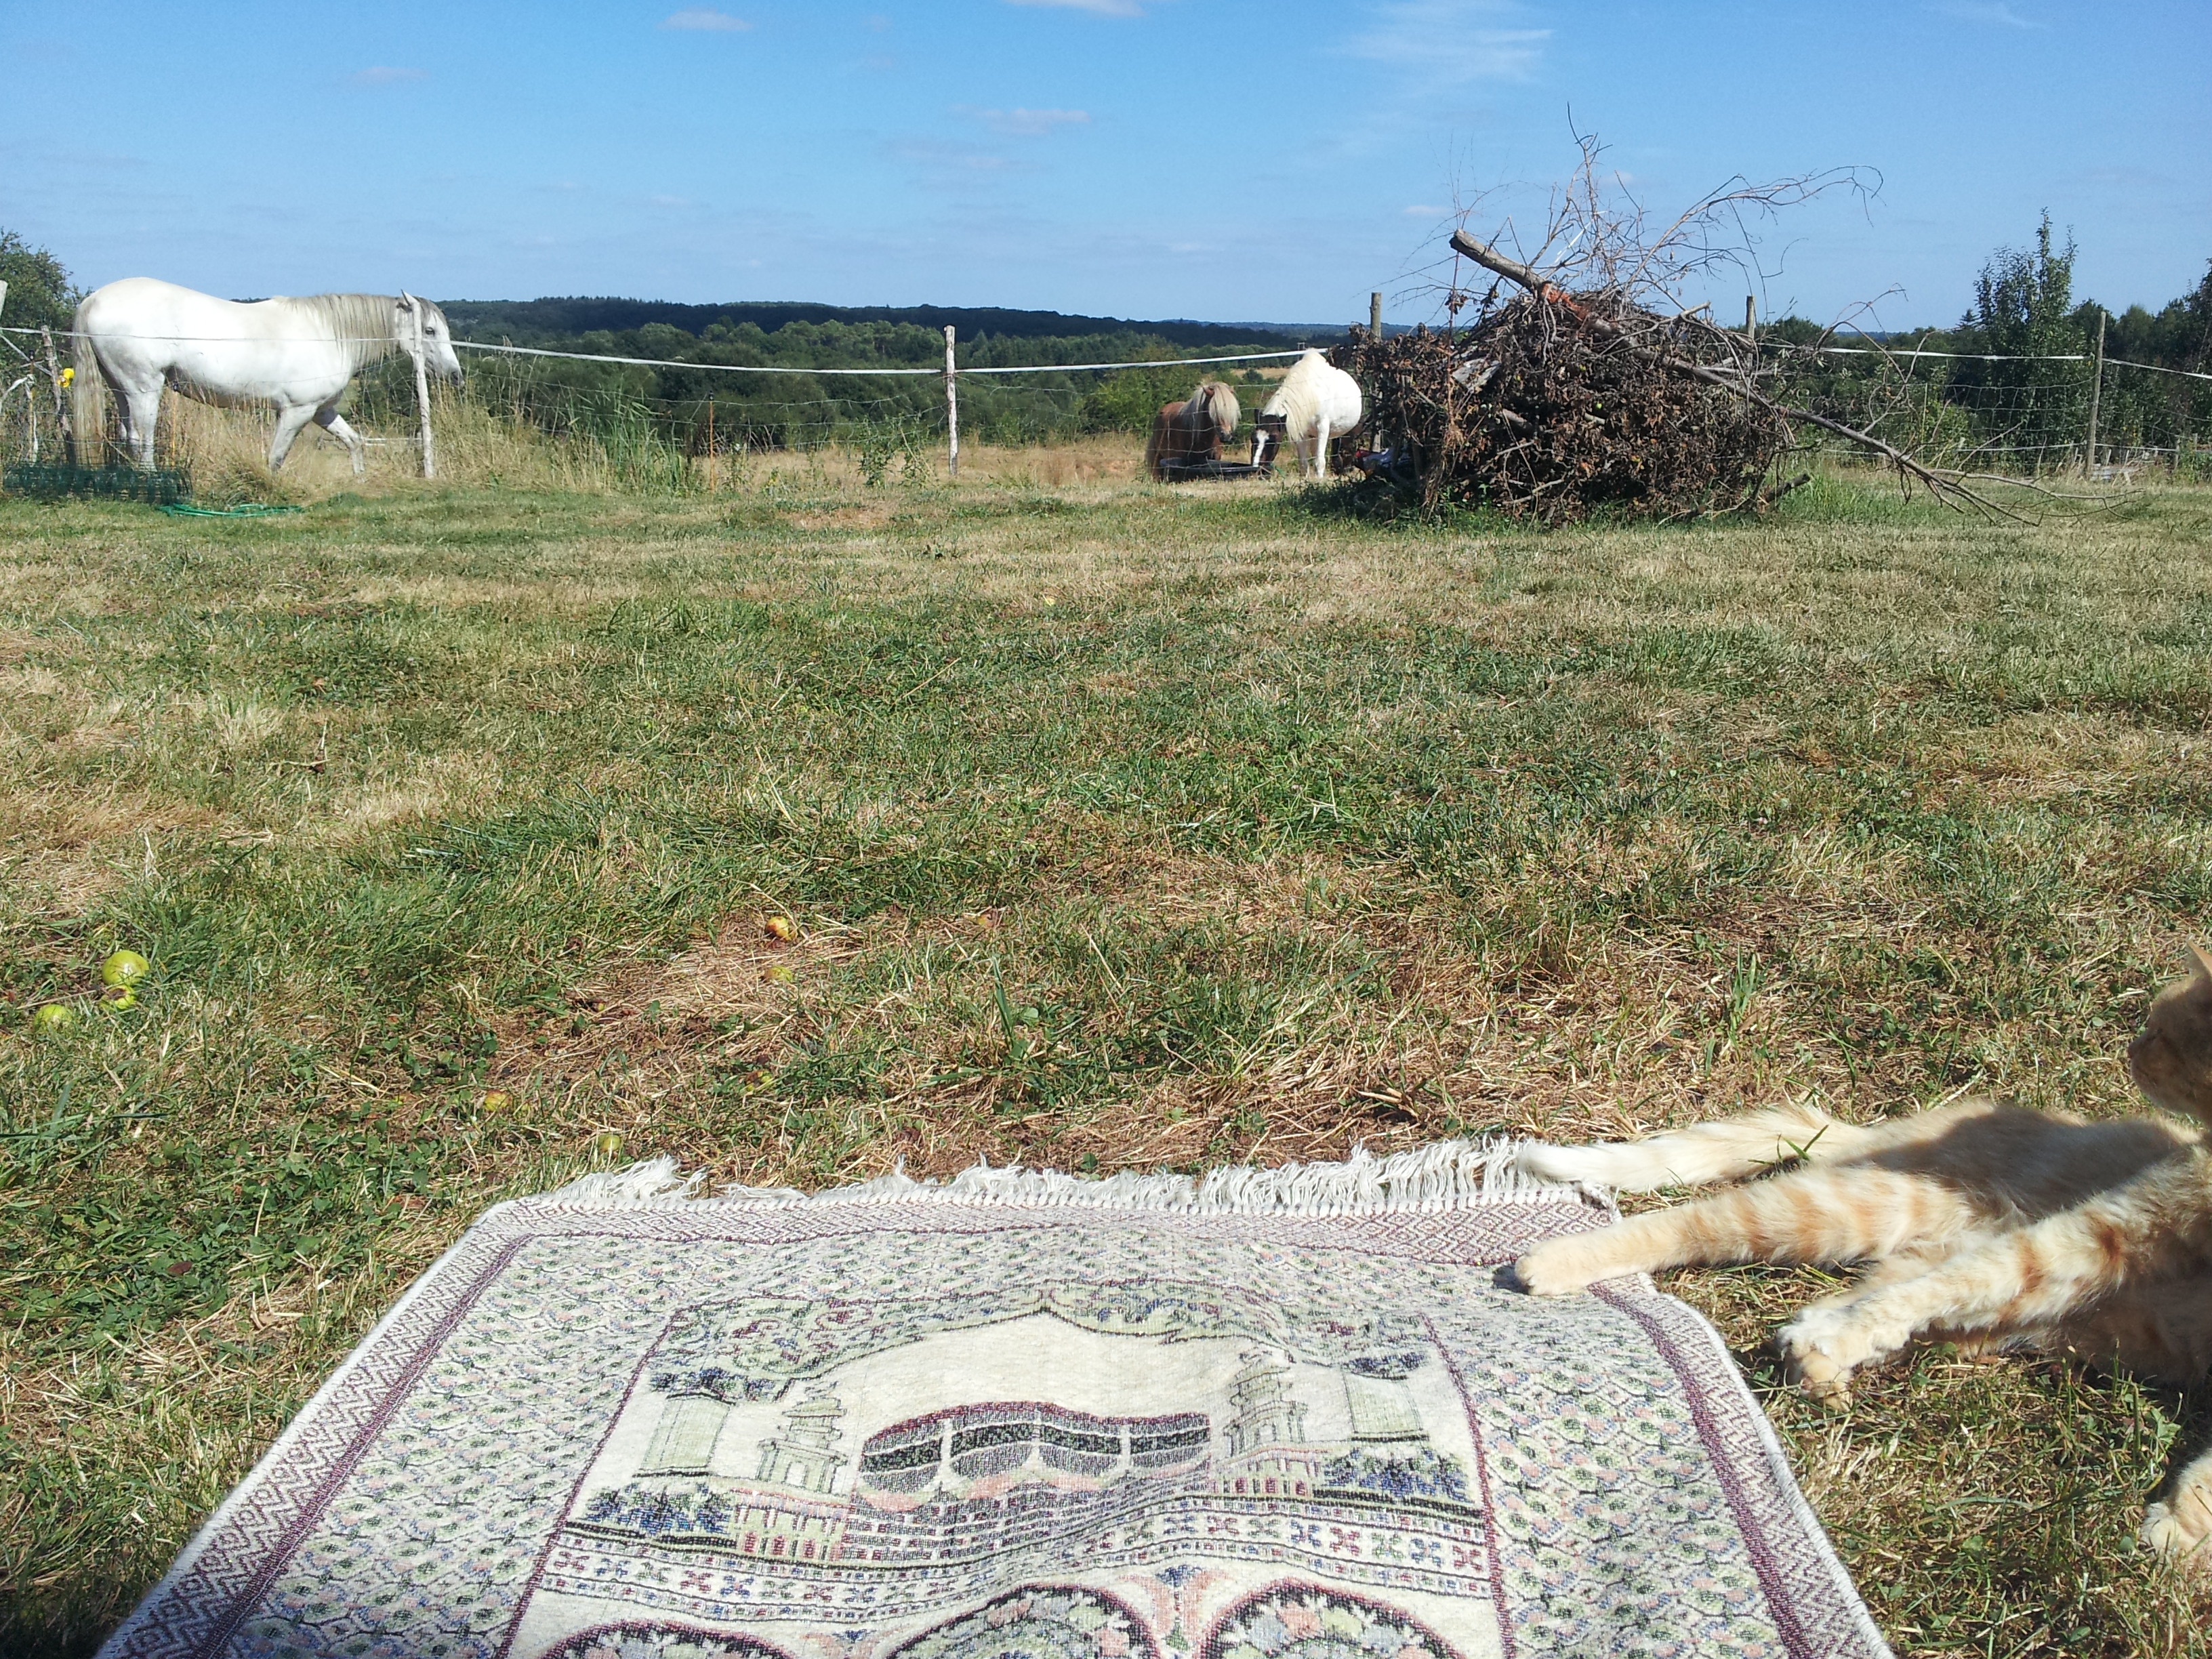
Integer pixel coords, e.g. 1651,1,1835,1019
1143,402,1176,478
68,306,108,465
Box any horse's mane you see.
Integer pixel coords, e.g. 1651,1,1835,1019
283,293,401,370
1261,352,1359,434
1189,380,1240,438
1260,351,1327,428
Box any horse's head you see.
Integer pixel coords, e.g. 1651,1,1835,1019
398,293,464,382
1253,411,1288,470
1208,382,1241,440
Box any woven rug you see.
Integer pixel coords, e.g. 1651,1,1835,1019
100,1145,1890,1659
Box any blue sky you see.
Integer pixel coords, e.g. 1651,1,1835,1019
3,1,2205,331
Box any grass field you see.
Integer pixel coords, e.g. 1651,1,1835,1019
4,462,2211,1656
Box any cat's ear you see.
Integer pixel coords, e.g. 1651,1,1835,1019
2190,941,2212,984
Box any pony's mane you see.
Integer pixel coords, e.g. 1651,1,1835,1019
1260,350,1328,426
1258,350,1360,438
282,293,402,369
1191,380,1240,437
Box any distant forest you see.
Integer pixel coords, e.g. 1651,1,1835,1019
5,220,2206,460
441,295,1337,352
421,223,2206,458
421,300,1338,451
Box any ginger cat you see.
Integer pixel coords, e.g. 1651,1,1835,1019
1513,944,2212,1567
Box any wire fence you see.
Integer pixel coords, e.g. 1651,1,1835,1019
1763,341,2212,479
5,320,2209,493
0,321,1314,489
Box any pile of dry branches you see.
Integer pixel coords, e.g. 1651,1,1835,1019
1343,274,1789,523
1346,142,1994,524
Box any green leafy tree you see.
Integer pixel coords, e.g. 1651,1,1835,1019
0,229,80,333
2179,258,2212,372
1948,213,2091,465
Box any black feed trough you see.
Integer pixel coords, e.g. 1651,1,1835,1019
1158,459,1271,483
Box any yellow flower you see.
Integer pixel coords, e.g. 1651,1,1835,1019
59,367,75,388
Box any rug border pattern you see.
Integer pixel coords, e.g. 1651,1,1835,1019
95,1160,1890,1659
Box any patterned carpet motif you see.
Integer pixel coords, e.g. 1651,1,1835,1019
99,1149,1891,1659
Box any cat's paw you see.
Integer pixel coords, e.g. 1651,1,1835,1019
1778,1307,1863,1406
2142,1491,2212,1570
1512,1236,1604,1296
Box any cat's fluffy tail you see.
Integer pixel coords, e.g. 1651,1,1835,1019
1517,1101,1861,1192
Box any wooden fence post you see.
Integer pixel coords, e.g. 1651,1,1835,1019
1370,291,1382,339
41,326,75,467
2084,308,2105,478
407,295,436,480
944,325,959,480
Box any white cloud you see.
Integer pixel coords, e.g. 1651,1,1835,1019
1004,0,1147,17
891,138,1019,174
661,8,754,31
351,66,426,85
1937,1,2044,25
1347,1,1548,87
962,106,1092,136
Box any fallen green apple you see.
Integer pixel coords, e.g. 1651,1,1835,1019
101,949,152,988
33,1003,78,1033
593,1130,626,1158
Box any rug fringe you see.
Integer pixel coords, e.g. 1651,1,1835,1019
537,1139,1597,1214
546,1157,703,1206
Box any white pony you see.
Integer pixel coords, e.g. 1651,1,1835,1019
70,278,462,473
1254,349,1363,480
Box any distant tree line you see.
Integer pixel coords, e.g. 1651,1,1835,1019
5,220,2207,462
417,312,1305,450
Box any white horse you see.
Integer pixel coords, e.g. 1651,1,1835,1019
70,278,462,472
1254,350,1363,480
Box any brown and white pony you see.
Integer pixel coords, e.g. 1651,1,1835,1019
1143,380,1240,478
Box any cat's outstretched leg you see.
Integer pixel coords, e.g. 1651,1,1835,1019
1777,1164,2207,1400
2142,1445,2212,1570
1517,1101,1856,1192
1515,1165,1974,1296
